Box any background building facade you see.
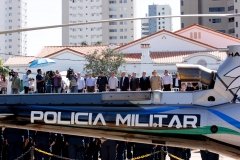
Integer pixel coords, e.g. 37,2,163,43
180,0,240,37
141,4,172,37
0,0,27,62
62,0,137,46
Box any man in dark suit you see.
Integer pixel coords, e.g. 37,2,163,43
130,72,139,91
139,71,151,91
120,71,129,91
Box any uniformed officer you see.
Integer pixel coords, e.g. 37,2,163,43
85,137,100,160
134,143,154,160
101,139,117,160
117,141,126,160
3,128,28,160
200,150,219,160
65,135,89,160
52,133,64,160
96,71,108,92
34,131,54,160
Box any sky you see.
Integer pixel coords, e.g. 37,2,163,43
27,0,180,56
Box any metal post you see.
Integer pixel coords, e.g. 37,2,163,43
30,146,34,160
161,147,165,160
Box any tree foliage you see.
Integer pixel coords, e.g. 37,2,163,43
81,41,88,46
95,41,102,45
0,58,10,76
84,49,126,77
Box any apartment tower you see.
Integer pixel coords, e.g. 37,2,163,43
0,0,27,61
141,4,172,37
180,0,240,37
62,0,137,46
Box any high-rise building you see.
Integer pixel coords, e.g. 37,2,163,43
0,0,27,61
62,0,137,46
180,0,240,37
141,4,172,37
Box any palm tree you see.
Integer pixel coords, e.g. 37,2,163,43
0,58,10,76
81,41,88,46
95,41,102,45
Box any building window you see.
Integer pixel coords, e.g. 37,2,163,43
236,21,238,27
9,39,12,42
181,0,184,6
9,13,12,16
120,22,123,25
162,8,164,10
124,29,127,32
159,26,161,29
9,45,12,48
124,21,127,25
228,28,235,34
124,0,127,3
119,0,122,3
109,0,116,3
109,22,117,25
124,36,127,39
181,12,184,15
109,15,117,18
217,30,226,33
9,20,12,22
212,19,221,23
228,6,234,11
9,52,12,55
109,8,117,11
197,59,207,67
109,36,117,39
120,29,123,32
181,23,184,28
9,26,12,29
229,17,234,22
236,9,238,13
120,36,123,39
109,29,117,32
236,34,238,37
9,7,12,10
158,12,160,15
209,7,225,12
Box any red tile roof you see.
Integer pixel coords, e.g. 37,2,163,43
175,23,240,42
124,51,227,63
35,45,111,58
4,56,36,66
115,29,217,50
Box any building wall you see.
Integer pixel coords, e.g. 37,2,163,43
120,33,213,54
177,28,240,48
62,0,137,46
0,0,27,61
180,0,239,36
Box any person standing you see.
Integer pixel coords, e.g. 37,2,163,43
65,135,89,160
36,69,45,93
3,128,29,160
119,71,129,91
34,131,54,160
134,143,154,160
162,70,172,91
69,70,78,93
52,134,64,160
77,72,85,93
200,150,219,160
0,74,8,94
139,71,151,91
172,72,181,90
186,83,194,91
117,141,126,160
150,70,161,91
130,72,139,91
108,72,118,91
11,72,20,94
22,69,31,94
101,140,117,160
53,70,62,93
86,73,95,92
96,71,108,92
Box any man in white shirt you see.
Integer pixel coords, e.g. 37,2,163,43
22,70,31,94
108,72,118,91
77,72,85,93
86,72,95,92
162,70,172,91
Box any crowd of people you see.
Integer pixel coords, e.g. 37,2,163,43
0,68,207,94
0,127,220,160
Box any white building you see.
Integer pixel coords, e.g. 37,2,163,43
141,4,172,37
62,0,137,46
0,0,27,62
5,24,240,93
